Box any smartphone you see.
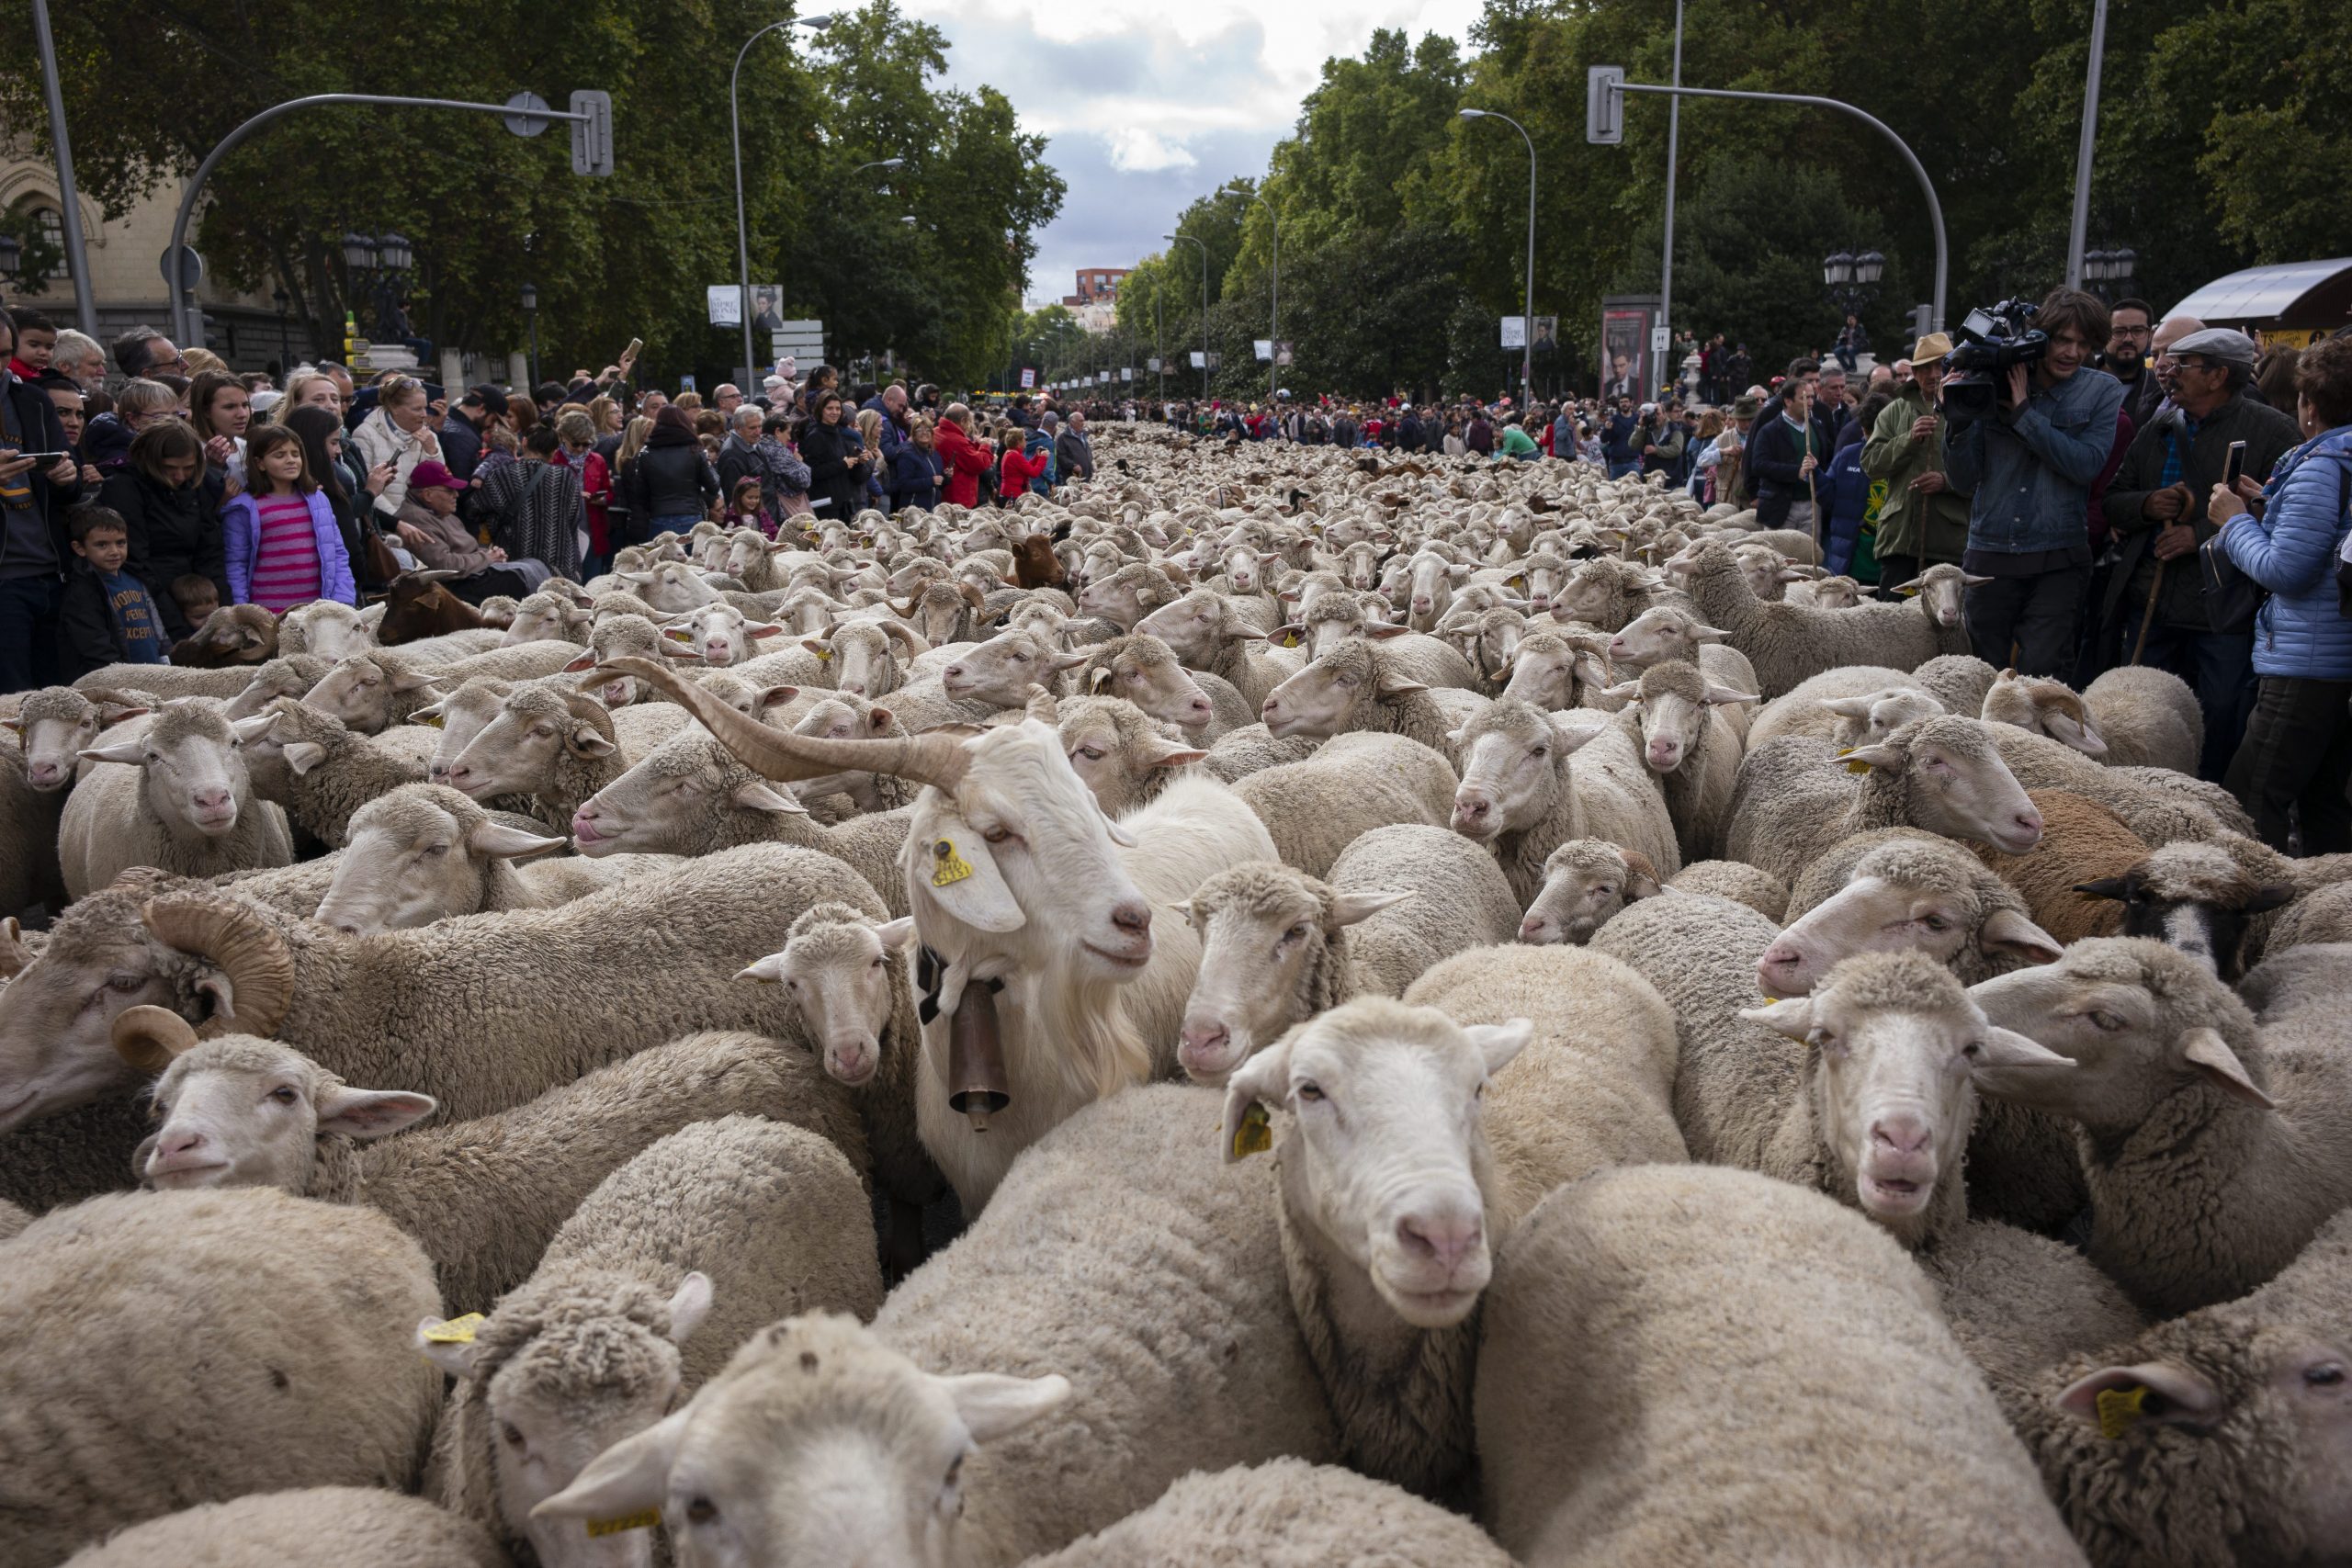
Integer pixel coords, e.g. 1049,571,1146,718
1,451,72,461
624,338,644,361
2223,440,2246,488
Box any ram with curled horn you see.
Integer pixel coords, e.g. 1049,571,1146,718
605,653,1279,1214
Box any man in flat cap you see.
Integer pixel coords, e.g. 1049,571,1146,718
2098,326,2300,776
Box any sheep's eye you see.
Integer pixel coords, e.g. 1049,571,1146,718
1596,886,1615,898
982,826,1013,844
1921,914,1950,932
501,1423,525,1449
685,1498,718,1525
1531,745,1548,759
870,955,885,970
2306,1362,2346,1388
423,842,449,857
2088,1010,2125,1032
1079,747,1105,761
1295,1082,1325,1102
1962,1041,1983,1060
269,1085,299,1105
107,974,143,993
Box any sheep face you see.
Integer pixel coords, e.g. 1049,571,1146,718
723,532,781,581
1403,552,1468,631
1074,568,1161,631
1966,939,2274,1132
1451,703,1589,843
1627,675,1753,773
814,622,915,701
1259,643,1421,741
446,689,616,802
306,654,443,733
570,733,797,855
1054,699,1201,817
503,594,588,647
1221,1000,1531,1328
1744,955,2068,1242
663,604,779,669
1981,670,2107,757
287,600,372,661
1339,541,1384,591
1758,864,2062,998
415,678,514,784
621,562,723,615
1174,871,1404,1085
6,688,144,791
1218,540,1275,594
1897,563,1983,630
573,617,664,705
1497,632,1607,710
1520,842,1657,945
1084,639,1214,732
315,787,564,934
182,604,277,664
137,1037,433,1190
1133,589,1251,667
740,913,916,1087
532,1314,1068,1568
2072,846,2294,981
941,628,1078,708
81,700,252,838
1608,605,1727,670
0,892,183,1130
783,699,894,809
220,659,320,721
1820,688,1945,750
1847,718,2045,855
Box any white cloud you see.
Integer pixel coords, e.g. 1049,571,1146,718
1102,128,1198,175
898,1,1482,305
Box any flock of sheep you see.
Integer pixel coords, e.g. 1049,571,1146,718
1,425,2347,1568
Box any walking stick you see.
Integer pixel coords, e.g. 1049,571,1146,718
2130,560,2165,665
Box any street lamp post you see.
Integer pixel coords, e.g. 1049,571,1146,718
1822,248,1884,320
1165,231,1209,401
2081,246,2137,302
341,231,417,345
1460,107,1537,403
732,13,832,388
520,283,539,389
272,287,290,372
1218,185,1279,410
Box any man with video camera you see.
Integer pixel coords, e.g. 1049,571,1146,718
1943,288,2124,677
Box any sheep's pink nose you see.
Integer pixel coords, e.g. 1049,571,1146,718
1411,596,1432,612
1261,696,1282,719
1111,901,1151,935
191,787,232,814
1518,915,1550,942
1647,739,1680,768
944,664,964,680
1871,1115,1931,1156
1453,790,1492,821
159,1128,208,1158
1396,1211,1482,1275
2015,809,2044,840
27,761,62,786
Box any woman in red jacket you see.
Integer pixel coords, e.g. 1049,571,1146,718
933,403,994,508
999,426,1049,502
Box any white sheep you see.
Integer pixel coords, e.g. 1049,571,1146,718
61,698,294,899
1172,826,1521,1081
1230,732,1458,877
1604,659,1757,862
1475,1164,2086,1566
1449,696,1682,904
0,1189,443,1563
57,1487,508,1568
424,1116,881,1568
537,1084,1340,1565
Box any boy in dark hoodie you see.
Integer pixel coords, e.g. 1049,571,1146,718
57,504,168,678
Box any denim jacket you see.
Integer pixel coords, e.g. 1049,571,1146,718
1946,366,2123,554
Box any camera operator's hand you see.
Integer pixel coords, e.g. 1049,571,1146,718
2002,365,2030,409
1909,414,1938,443
2153,523,2199,561
2144,482,2192,523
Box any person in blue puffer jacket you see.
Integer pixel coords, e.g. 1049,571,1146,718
2210,334,2352,853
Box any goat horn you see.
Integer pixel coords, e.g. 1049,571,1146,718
139,895,295,1038
599,658,970,791
111,1004,201,1071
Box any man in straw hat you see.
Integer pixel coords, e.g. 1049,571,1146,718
1863,331,1973,591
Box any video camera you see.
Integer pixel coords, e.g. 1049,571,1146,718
1941,299,2048,422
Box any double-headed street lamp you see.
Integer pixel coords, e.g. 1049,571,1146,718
2082,246,2137,302
1823,248,1884,318
1217,184,1279,407
341,231,415,342
1164,231,1209,401
1460,107,1537,403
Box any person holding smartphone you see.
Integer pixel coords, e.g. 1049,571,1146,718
2095,327,2298,776
0,312,87,692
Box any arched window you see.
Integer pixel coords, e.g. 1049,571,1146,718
10,199,69,283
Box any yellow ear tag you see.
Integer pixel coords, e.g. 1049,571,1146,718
1836,746,1872,776
420,714,444,728
2096,1384,2148,1439
1279,632,1300,649
931,839,974,886
1508,575,1527,590
422,1313,484,1344
813,649,832,661
1898,586,1921,598
585,1509,662,1539
1232,1102,1273,1159
666,629,693,641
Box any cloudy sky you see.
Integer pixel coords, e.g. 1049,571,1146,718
899,0,1486,307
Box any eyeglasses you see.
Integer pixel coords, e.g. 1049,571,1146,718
2111,325,2154,339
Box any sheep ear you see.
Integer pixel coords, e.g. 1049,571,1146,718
389,668,440,694
1702,683,1761,706
561,653,597,673
1977,908,2064,966
2245,881,2296,916
1971,1026,2075,1076
1220,1034,1294,1161
664,1272,714,1345
2177,1026,2277,1110
1600,681,1642,703
1839,742,1903,772
569,727,619,758
471,821,569,861
2055,1362,2223,1434
1820,694,1877,719
874,917,918,950
315,1087,437,1139
1376,673,1430,698
2071,876,2130,903
80,738,147,765
934,1371,1072,1443
733,781,809,816
532,1407,688,1522
1328,889,1412,928
1739,997,1815,1039
1089,666,1115,692
1464,1018,1533,1076
281,741,328,776
413,1315,482,1379
232,713,279,743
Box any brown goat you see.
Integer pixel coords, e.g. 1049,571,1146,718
168,604,277,667
1012,532,1067,590
377,570,486,644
